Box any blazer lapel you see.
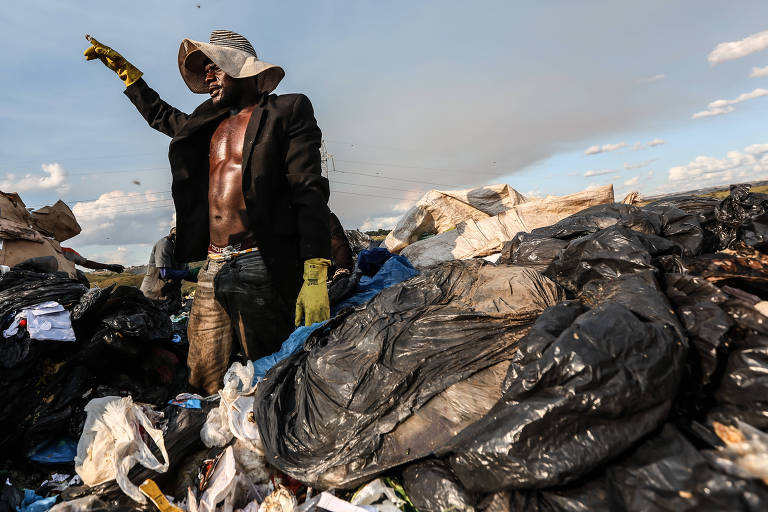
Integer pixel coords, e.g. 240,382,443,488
241,105,265,173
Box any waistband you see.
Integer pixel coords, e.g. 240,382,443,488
208,247,259,261
208,234,258,257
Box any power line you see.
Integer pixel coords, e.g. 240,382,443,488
333,158,502,177
331,168,463,188
330,190,405,201
330,179,425,193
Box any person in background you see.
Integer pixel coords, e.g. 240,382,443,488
61,247,125,273
140,228,197,313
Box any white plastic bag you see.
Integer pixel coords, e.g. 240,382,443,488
74,396,169,503
201,362,264,454
187,446,261,512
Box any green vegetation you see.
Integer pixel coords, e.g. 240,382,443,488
364,228,391,237
87,264,202,295
703,184,768,199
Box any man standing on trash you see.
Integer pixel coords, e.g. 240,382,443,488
84,30,331,394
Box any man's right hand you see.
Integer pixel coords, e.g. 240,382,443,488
83,35,143,87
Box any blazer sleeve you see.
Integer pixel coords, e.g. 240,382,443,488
284,94,331,260
123,78,189,138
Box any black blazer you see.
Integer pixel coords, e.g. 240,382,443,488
124,78,330,303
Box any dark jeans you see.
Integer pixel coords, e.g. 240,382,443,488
213,250,294,362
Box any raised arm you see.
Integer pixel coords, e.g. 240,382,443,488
84,36,189,137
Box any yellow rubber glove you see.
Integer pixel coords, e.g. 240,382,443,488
83,35,143,87
295,258,331,326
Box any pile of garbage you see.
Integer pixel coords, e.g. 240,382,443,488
4,182,768,512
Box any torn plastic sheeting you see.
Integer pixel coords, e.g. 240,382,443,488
448,268,686,492
399,185,615,268
684,245,768,295
384,183,527,253
255,260,565,488
512,424,768,511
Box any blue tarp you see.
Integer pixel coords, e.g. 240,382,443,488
332,254,418,313
251,251,418,382
252,321,327,381
17,490,57,512
27,438,77,464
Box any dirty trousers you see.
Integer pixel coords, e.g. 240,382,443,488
187,251,294,394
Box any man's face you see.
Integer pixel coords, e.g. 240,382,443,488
204,59,248,106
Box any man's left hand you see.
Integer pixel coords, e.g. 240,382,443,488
295,258,330,326
106,264,125,273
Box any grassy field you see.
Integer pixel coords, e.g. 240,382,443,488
87,266,200,294
702,184,768,199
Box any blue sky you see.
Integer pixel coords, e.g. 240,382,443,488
2,0,768,265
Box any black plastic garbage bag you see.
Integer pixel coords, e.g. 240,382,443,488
713,184,768,250
401,459,475,512
526,203,704,256
255,260,565,488
544,225,679,293
79,286,172,355
448,271,686,493
708,300,768,430
664,273,733,424
499,233,568,271
511,424,768,511
0,272,86,322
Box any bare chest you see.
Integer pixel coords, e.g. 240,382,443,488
209,108,254,168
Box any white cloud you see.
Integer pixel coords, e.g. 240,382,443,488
624,176,640,187
90,246,130,266
584,169,615,177
709,29,768,65
641,74,665,83
647,170,654,178
751,65,768,77
647,138,665,147
584,142,626,155
632,142,644,151
360,215,401,231
584,145,601,155
70,189,175,246
692,88,768,119
666,143,768,186
0,162,69,194
624,159,656,170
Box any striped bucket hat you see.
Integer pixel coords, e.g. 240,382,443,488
178,30,284,94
